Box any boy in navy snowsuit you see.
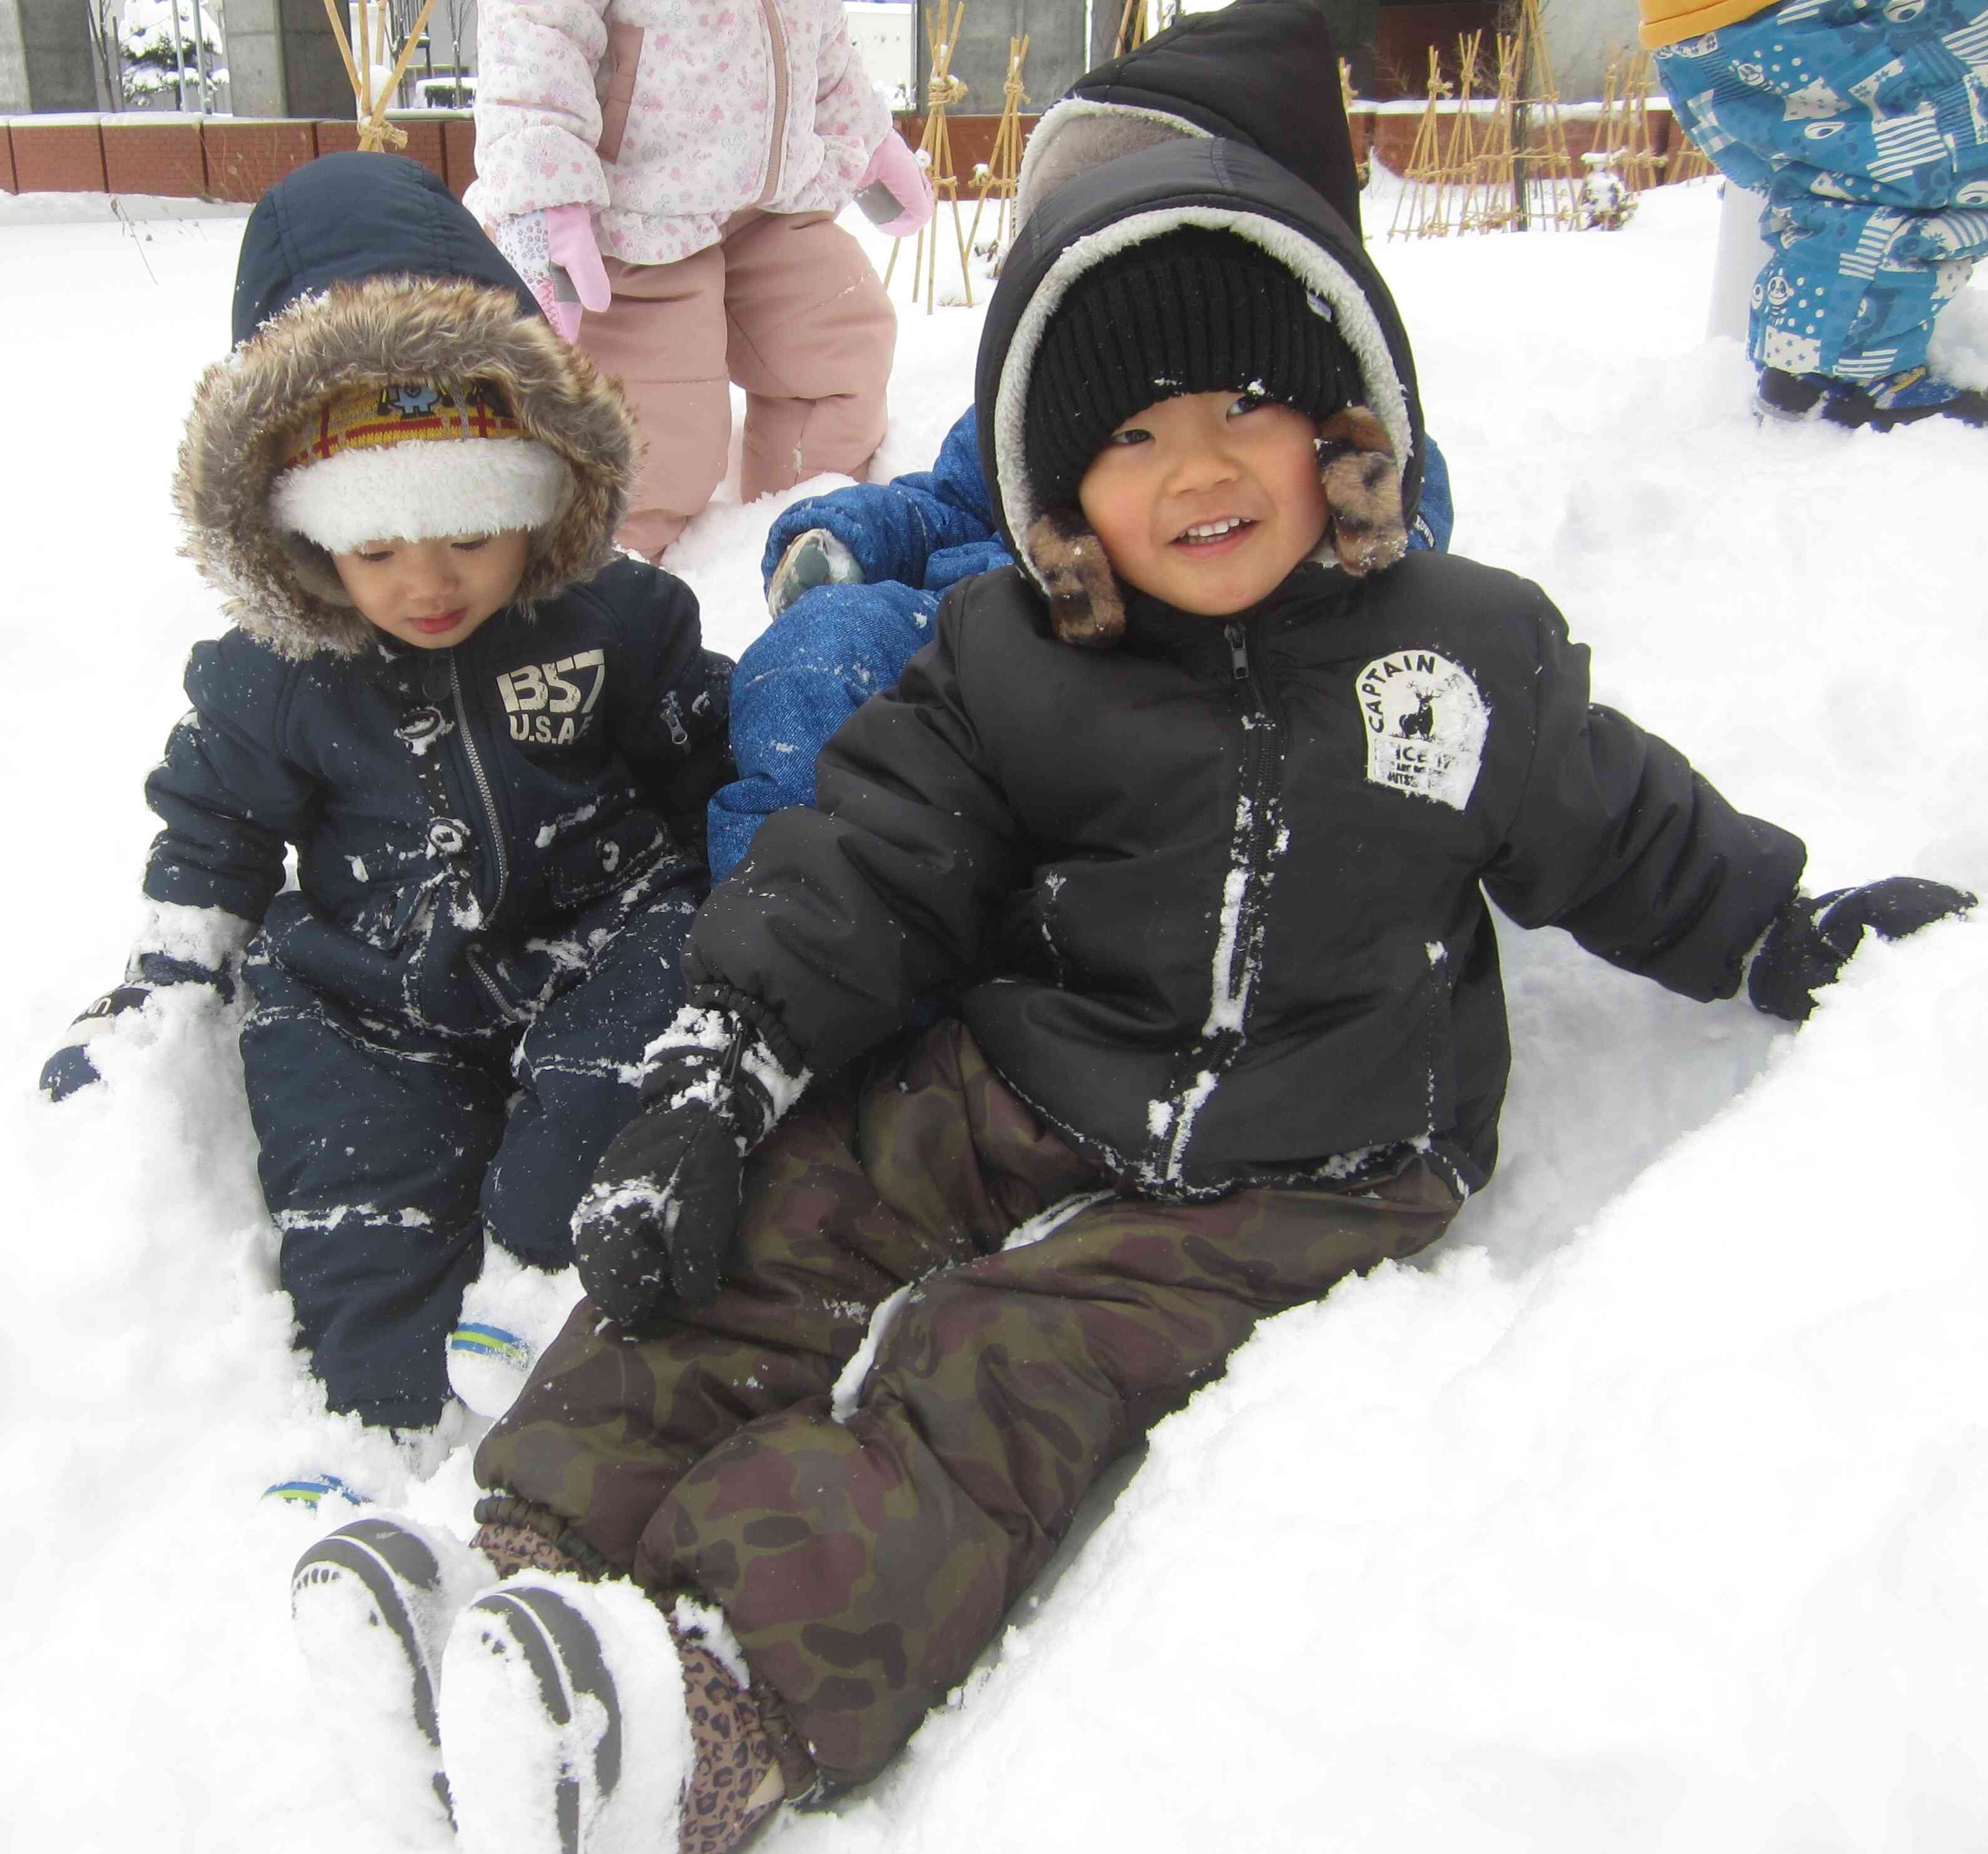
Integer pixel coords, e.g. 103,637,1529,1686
40,153,733,1442
708,0,1455,879
289,132,1971,1854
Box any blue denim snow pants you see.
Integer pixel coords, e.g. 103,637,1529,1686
1656,0,1988,380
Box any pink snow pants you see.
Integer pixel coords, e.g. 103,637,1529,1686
581,208,897,559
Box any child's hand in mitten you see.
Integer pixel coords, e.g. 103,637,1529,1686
487,205,611,342
854,131,935,237
41,950,235,1101
572,1011,803,1328
1748,878,1974,1022
766,527,864,616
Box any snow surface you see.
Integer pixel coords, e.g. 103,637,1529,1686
5,177,1987,1850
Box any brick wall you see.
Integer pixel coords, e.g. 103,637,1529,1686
0,110,478,197
3,107,1698,202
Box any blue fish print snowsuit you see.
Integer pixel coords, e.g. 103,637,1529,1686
1657,0,1988,381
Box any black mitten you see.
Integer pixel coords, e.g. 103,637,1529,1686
572,1013,790,1328
40,950,236,1102
1748,879,1974,1022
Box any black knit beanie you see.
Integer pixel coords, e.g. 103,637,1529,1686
1024,227,1359,512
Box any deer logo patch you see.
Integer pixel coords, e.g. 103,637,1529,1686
1356,650,1488,810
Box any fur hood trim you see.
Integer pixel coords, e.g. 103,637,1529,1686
174,275,639,659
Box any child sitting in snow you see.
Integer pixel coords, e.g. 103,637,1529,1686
38,152,739,1454
288,133,1972,1854
1646,0,1988,427
710,0,1454,877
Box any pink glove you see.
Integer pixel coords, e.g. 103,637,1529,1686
488,205,612,342
854,131,935,238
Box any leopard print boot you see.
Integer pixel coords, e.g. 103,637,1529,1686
469,1493,613,1581
673,1617,790,1854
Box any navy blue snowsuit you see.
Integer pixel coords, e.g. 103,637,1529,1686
148,566,729,1427
150,154,733,1427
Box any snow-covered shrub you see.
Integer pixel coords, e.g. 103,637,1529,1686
118,0,226,108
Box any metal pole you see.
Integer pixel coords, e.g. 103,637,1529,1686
193,0,210,110
169,0,191,110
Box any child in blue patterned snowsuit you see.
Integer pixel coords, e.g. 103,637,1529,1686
1648,0,1988,425
706,0,1458,877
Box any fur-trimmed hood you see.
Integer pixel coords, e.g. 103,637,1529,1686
175,153,639,659
976,136,1425,648
1015,0,1365,241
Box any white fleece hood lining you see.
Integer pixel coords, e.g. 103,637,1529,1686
1013,98,1210,230
994,205,1414,596
269,436,572,554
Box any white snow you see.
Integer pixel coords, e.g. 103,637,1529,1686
4,175,1987,1850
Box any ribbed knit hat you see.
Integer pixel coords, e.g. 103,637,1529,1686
1024,227,1358,511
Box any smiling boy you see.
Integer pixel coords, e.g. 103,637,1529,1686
288,136,1969,1854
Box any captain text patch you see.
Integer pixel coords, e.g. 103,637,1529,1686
1356,650,1489,810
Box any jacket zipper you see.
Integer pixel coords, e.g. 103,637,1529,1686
1150,623,1280,1183
450,652,512,1014
1219,621,1278,1034
754,0,791,206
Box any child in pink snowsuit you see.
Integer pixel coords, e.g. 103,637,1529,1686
469,0,932,559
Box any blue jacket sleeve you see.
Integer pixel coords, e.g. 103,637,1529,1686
760,407,994,590
1409,432,1454,554
707,578,942,882
142,634,317,925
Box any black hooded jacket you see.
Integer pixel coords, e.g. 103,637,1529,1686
686,141,1806,1198
1027,0,1366,237
146,155,731,1035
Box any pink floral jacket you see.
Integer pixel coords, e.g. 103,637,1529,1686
467,0,892,265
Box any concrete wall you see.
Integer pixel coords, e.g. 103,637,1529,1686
220,0,285,116
0,0,31,115
1538,0,1644,99
13,0,99,111
920,0,1089,126
279,0,358,118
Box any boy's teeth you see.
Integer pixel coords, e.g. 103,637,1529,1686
1181,517,1245,541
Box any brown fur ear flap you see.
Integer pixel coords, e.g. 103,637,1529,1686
1316,406,1408,578
1023,508,1126,647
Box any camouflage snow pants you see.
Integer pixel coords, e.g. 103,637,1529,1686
475,1020,1461,1788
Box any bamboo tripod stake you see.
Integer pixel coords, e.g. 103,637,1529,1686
320,0,442,152
967,34,1028,265
883,0,975,313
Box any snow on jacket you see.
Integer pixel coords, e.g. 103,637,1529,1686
716,408,1453,882
467,0,892,266
682,140,1807,1199
156,153,732,1032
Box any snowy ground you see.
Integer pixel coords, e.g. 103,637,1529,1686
4,175,1986,1851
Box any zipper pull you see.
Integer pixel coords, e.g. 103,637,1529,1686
1225,623,1249,681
